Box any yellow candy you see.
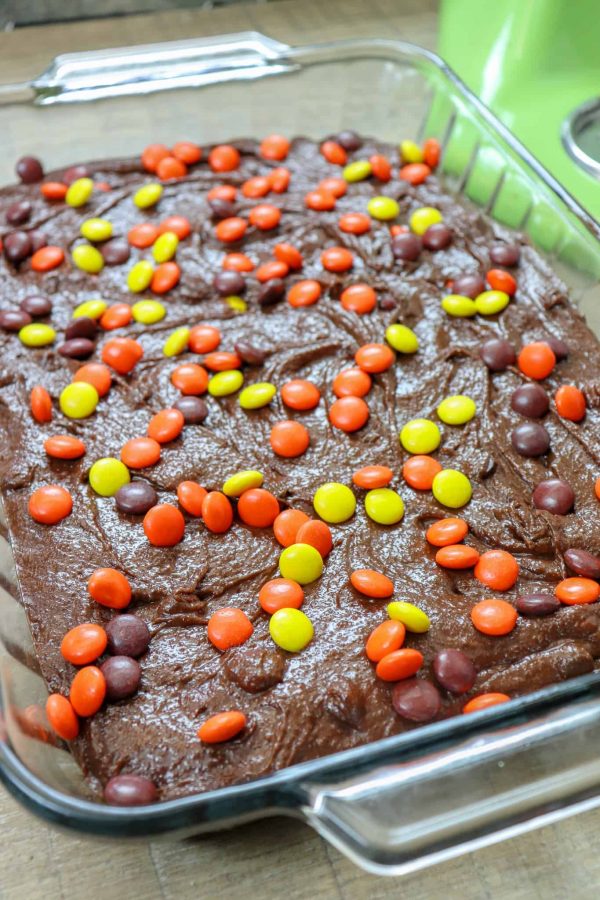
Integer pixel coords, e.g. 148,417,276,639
410,207,443,235
127,260,154,293
223,470,264,497
432,469,472,508
364,488,405,525
343,160,372,183
65,177,94,208
400,140,424,164
400,418,441,454
72,244,104,274
474,290,510,316
208,369,244,397
133,182,163,209
73,299,107,320
225,296,247,312
367,196,399,221
59,382,99,419
80,218,113,242
152,231,179,263
437,395,476,425
387,601,430,633
239,382,276,410
163,327,190,357
19,323,55,347
88,457,130,497
132,299,165,324
313,482,356,524
269,607,314,652
279,543,323,585
385,323,419,354
441,294,477,317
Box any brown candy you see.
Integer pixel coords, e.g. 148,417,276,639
257,278,285,307
20,295,52,317
0,309,32,331
532,479,574,515
6,200,32,226
16,156,44,184
433,649,477,694
103,774,157,806
3,232,32,265
234,341,266,366
58,338,95,360
174,396,208,424
115,481,158,515
490,242,520,266
65,316,97,341
564,549,600,580
106,614,150,658
101,656,141,700
392,678,441,722
516,593,560,617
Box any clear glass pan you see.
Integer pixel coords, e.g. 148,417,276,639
2,32,600,877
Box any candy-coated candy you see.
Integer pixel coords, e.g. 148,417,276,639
61,623,107,665
321,140,347,165
365,621,406,663
426,224,453,250
81,218,113,242
141,143,170,172
555,385,586,421
423,137,441,168
69,665,106,717
364,488,404,525
132,299,165,324
16,156,44,184
432,469,472,508
198,710,247,744
595,477,600,501
387,600,430,633
269,166,290,192
305,189,336,213
400,139,424,163
511,383,549,418
46,694,79,741
355,343,395,373
333,368,372,398
435,544,480,569
30,385,52,422
28,485,72,525
101,656,141,700
350,569,394,598
474,549,519,590
44,435,86,460
147,406,184,441
274,242,303,270
463,693,510,714
259,578,304,614
103,774,157,806
143,503,185,546
269,607,314,652
208,369,244,396
555,577,600,605
189,324,221,354
339,212,371,234
209,145,241,172
260,134,290,160
207,607,253,650
127,260,154,293
152,231,179,263
215,217,248,243
270,420,310,457
487,269,517,295
256,260,289,282
441,294,477,317
174,395,208,424
399,163,431,185
410,207,442,235
437,395,476,425
392,678,441,722
273,509,310,547
66,177,94,207
239,382,277,410
391,232,422,261
202,491,234,533
171,141,201,164
370,154,392,181
31,245,64,271
532,478,574,515
177,481,207,517
399,418,441,454
163,327,190,357
156,156,187,180
73,362,111,397
367,196,399,221
295,519,332,557
352,466,393,489
287,279,322,307
402,455,442,491
208,184,237,202
242,176,271,198
171,364,209,397
71,242,104,273
480,337,516,371
223,470,264,497
238,488,279,527
343,160,372,182
121,437,161,469
105,614,150,658
280,379,320,410
279,543,323,584
153,259,179,293
321,246,354,272
204,351,242,371
340,283,376,314
59,382,99,418
518,341,556,380
249,203,281,230
102,337,144,374
227,295,248,312
158,215,191,239
385,323,419,354
19,323,56,347
426,517,468,546
329,396,369,432
115,481,157,515
471,599,517,636
128,222,159,249
376,648,423,682
73,298,107,319
433,649,477,694
313,482,356,524
563,548,600,580
88,456,131,497
133,182,163,208
474,289,509,315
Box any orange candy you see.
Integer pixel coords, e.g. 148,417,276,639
269,167,290,193
207,608,253,651
100,303,133,330
172,141,202,165
426,517,469,547
555,385,586,422
69,666,106,717
88,568,132,609
471,599,517,636
321,246,354,273
158,215,192,239
128,223,160,248
305,189,336,211
402,455,442,490
45,694,79,741
474,549,519,591
171,363,209,395
121,437,161,469
320,140,347,165
73,362,112,397
340,284,377,314
463,693,510,714
40,181,68,201
376,648,423,682
203,351,241,372
517,342,556,380
202,491,233,533
30,246,64,272
333,367,372,398
319,177,347,198
260,134,290,160
156,156,187,180
102,337,143,375
198,710,247,743
222,253,255,273
365,620,406,663
435,544,480,569
61,623,107,666
44,435,86,460
151,261,180,293
355,343,395,373
270,420,310,457
555,577,600,605
329,396,369,432
188,324,221,354
215,217,248,243
281,379,320,410
486,269,517,295
207,184,237,202
177,481,207,517
399,163,431,185
249,203,281,230
595,477,600,501
352,465,393,489
274,242,303,270
29,485,72,525
423,138,441,168
295,519,333,557
141,143,170,172
351,569,394,598
242,176,271,199
255,260,289,282
209,145,241,173
370,154,392,181
30,385,52,423
147,408,185,443
143,503,185,546
287,279,322,308
237,488,280,527
338,212,371,235
259,578,304,614
273,509,310,547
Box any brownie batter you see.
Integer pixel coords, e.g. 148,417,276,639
1,136,600,802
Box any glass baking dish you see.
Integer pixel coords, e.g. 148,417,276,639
2,32,600,877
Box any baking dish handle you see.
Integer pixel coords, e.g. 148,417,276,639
299,691,600,875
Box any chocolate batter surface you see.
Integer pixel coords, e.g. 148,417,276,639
1,137,600,800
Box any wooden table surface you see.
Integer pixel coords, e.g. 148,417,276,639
1,2,600,897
